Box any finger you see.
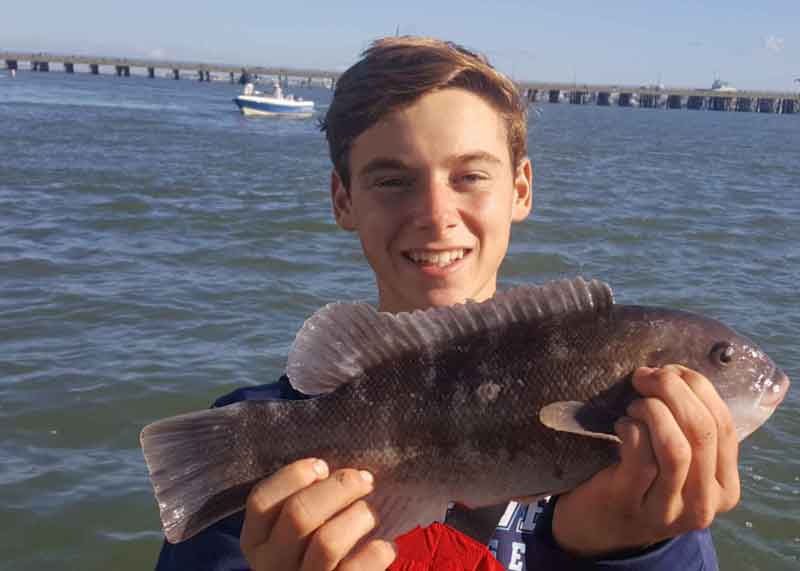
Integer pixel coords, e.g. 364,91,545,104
300,500,378,571
633,366,719,495
339,539,397,571
627,397,690,524
266,469,375,567
241,458,330,555
674,366,741,509
614,416,658,505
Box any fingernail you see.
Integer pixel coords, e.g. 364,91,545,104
359,470,374,484
312,459,329,478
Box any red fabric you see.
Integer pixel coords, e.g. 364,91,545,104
388,522,505,571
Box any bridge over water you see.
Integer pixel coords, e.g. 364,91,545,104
518,81,800,113
3,51,798,114
1,50,337,85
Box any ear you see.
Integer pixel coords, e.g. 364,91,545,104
331,170,356,231
511,157,533,222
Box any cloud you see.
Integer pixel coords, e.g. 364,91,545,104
148,48,166,60
764,35,784,53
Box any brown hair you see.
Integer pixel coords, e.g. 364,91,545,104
320,36,528,189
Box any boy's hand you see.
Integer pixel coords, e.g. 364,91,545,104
240,458,396,570
552,365,741,558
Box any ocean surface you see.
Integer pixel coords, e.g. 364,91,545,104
0,70,797,570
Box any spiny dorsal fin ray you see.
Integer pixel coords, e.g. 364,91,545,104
287,277,613,395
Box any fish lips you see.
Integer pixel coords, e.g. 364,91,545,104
759,368,791,409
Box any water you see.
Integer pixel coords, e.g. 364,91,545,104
1,71,798,570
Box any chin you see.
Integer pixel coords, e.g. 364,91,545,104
416,289,473,309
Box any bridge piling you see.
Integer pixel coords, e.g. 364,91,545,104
757,98,774,113
687,96,705,110
569,91,588,104
667,95,683,109
639,94,659,109
735,97,752,112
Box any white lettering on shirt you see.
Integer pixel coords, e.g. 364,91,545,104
519,500,546,533
496,500,519,529
508,541,526,571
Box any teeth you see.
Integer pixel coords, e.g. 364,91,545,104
407,249,466,267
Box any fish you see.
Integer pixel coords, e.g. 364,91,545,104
140,277,790,544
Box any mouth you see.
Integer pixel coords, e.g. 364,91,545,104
759,368,791,409
403,248,472,269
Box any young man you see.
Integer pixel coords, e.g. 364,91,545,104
156,37,738,570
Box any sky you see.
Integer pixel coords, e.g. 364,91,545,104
2,0,798,91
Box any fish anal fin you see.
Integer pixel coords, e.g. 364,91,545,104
539,401,622,444
365,490,449,542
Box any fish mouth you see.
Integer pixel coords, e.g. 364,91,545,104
759,368,790,409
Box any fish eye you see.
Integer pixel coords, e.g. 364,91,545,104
710,342,735,365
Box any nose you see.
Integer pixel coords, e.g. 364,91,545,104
760,369,791,408
413,176,460,234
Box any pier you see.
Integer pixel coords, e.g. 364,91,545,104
0,51,337,88
3,51,798,114
519,81,799,114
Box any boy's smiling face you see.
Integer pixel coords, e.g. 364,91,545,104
332,88,532,313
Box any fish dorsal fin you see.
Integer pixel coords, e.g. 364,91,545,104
287,277,613,395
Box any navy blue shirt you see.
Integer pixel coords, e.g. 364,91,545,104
155,377,719,570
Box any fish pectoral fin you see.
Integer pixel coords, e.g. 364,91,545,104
539,401,622,443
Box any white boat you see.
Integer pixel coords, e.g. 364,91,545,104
711,79,737,92
233,81,314,117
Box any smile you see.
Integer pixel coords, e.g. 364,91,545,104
404,248,469,268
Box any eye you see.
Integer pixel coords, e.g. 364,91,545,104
461,173,487,183
452,171,490,188
710,342,735,365
373,177,411,190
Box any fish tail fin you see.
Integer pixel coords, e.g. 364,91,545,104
140,402,259,543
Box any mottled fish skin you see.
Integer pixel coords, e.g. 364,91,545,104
140,278,789,544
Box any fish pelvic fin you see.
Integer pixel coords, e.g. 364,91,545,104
140,402,257,543
539,401,623,443
287,276,614,395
